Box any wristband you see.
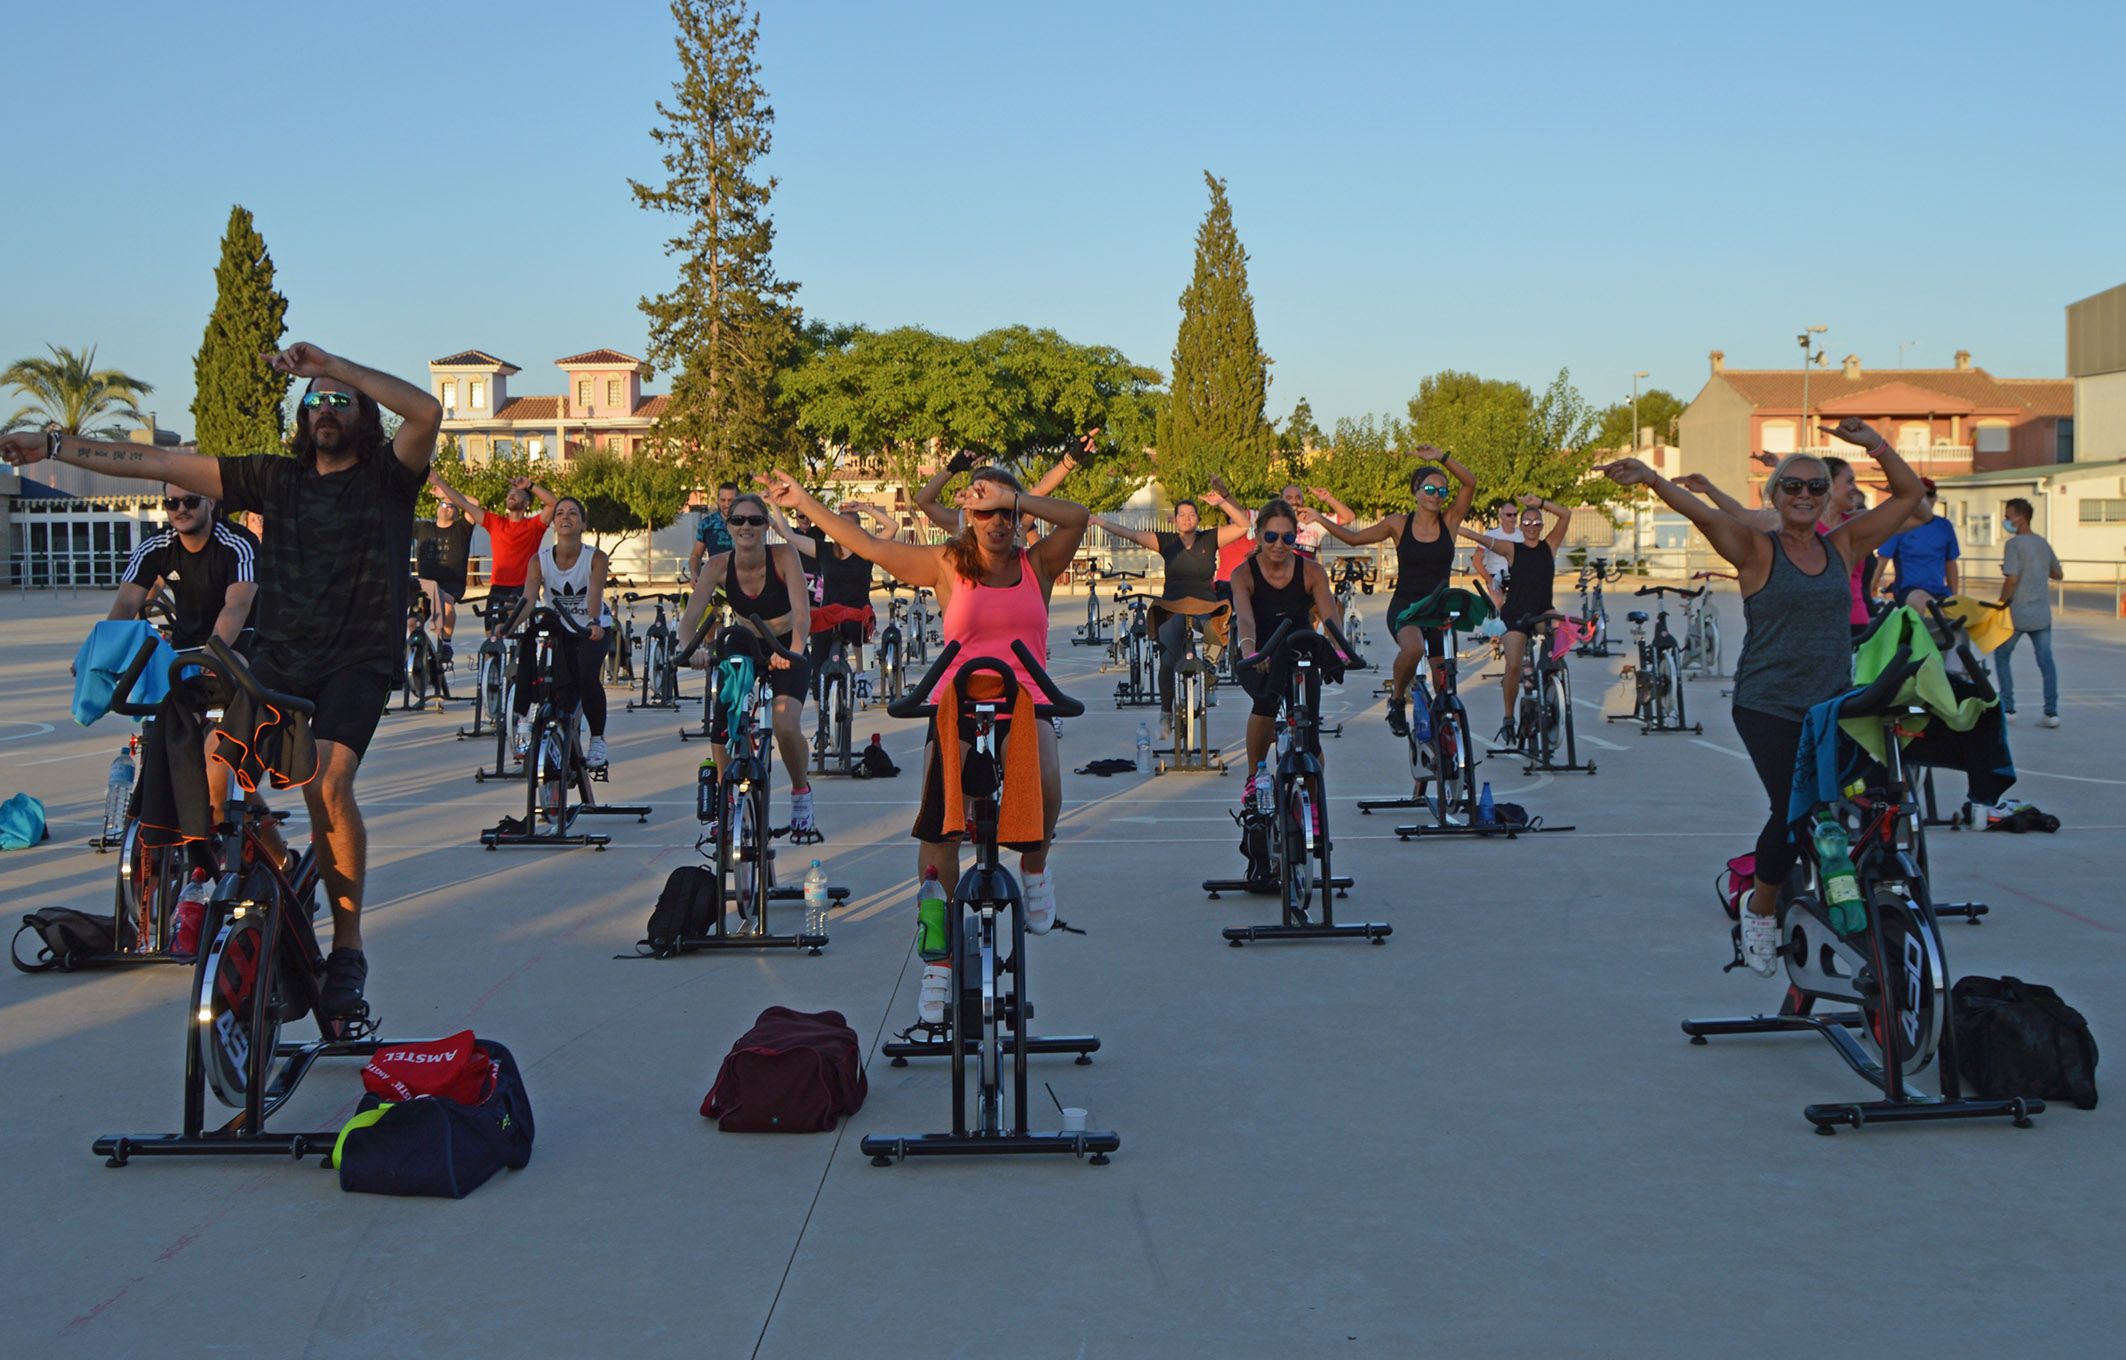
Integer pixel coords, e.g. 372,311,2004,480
47,430,64,461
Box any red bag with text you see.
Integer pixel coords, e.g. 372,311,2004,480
363,1030,494,1105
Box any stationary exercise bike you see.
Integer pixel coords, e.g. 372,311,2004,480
1494,612,1596,776
864,640,1116,1167
627,590,686,712
400,583,452,712
1110,587,1159,706
1573,557,1623,657
94,636,431,1166
480,608,649,850
1206,618,1384,945
1074,566,1141,647
1608,586,1701,734
1682,621,2040,1134
1330,556,1375,650
1155,598,1228,774
809,619,863,778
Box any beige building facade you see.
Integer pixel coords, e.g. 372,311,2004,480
2068,281,2126,465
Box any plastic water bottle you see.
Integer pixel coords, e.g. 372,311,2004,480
695,755,718,822
1254,761,1274,816
1411,697,1432,743
1477,780,1496,825
1812,812,1866,936
916,866,949,962
173,867,213,960
803,859,830,938
1136,721,1152,773
104,745,135,834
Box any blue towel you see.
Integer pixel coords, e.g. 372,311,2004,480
72,620,174,726
1789,689,1856,824
0,792,47,850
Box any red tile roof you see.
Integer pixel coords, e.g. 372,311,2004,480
431,350,519,372
634,395,670,419
492,396,562,420
556,348,643,368
1712,367,2071,418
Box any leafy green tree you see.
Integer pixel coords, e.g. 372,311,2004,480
1155,172,1275,504
1278,397,1322,456
4,343,153,436
190,205,290,457
1588,387,1685,452
1314,414,1416,516
1405,368,1612,507
632,0,804,482
568,447,696,552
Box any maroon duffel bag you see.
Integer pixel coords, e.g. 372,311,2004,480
702,1006,869,1132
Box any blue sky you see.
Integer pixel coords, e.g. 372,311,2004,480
7,0,2122,439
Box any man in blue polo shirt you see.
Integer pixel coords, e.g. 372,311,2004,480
1875,477,1960,609
685,481,738,581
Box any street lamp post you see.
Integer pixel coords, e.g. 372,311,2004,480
1631,370,1650,570
1798,325,1827,456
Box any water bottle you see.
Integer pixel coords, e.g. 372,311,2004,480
916,866,949,962
1411,696,1432,743
1811,812,1866,936
695,755,718,822
173,867,213,959
1135,721,1152,773
804,859,830,938
104,745,135,833
539,732,565,820
1477,780,1496,825
1254,761,1274,816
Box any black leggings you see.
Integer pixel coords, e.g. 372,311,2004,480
514,629,611,737
1732,705,1803,886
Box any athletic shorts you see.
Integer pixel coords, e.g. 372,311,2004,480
1236,661,1285,718
253,660,395,759
421,571,466,603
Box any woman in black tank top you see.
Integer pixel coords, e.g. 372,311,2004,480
674,492,819,836
1230,500,1346,779
1092,497,1250,731
1455,494,1573,744
1307,446,1475,738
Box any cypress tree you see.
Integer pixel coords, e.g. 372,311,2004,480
1155,171,1275,503
632,0,803,480
190,205,289,456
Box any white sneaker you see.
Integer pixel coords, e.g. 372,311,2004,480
1021,868,1055,936
1739,909,1781,977
587,736,609,768
917,963,951,1025
2039,714,2060,729
789,788,817,834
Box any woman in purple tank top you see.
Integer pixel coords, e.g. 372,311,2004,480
759,465,1090,1029
1598,418,1924,978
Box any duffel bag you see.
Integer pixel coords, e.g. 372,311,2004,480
12,908,116,973
703,1006,867,1132
335,1039,536,1197
1952,976,2099,1110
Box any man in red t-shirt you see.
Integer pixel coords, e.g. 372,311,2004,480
429,470,556,632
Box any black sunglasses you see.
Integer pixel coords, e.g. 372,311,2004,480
301,391,354,410
1259,530,1297,545
1776,477,1831,496
161,495,205,511
968,506,1020,523
726,514,769,527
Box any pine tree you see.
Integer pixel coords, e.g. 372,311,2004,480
1155,172,1275,504
632,0,803,481
190,205,289,457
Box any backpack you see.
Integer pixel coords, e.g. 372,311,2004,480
1717,853,1756,921
642,864,719,958
11,908,117,973
852,737,900,779
1952,976,2099,1110
703,1006,868,1132
1232,808,1275,887
1488,802,1533,829
334,1039,536,1198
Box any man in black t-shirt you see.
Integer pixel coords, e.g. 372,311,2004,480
4,342,442,1022
413,499,475,661
112,485,259,649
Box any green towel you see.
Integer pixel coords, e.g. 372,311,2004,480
1841,607,1994,762
1391,586,1493,635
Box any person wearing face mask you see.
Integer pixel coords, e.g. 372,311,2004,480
1598,419,1923,977
1230,499,1345,793
1454,493,1573,744
1993,497,2063,728
503,495,615,770
1090,495,1251,737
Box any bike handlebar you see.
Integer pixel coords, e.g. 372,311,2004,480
674,597,805,669
109,635,314,720
622,591,685,604
1095,568,1143,581
1689,571,1737,582
1235,616,1364,673
1634,585,1706,600
886,639,1085,722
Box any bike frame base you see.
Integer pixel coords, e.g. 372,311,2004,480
1222,920,1389,945
882,1030,1100,1066
861,1130,1118,1165
1154,746,1228,774
1680,1011,2042,1133
1607,712,1702,734
94,1033,396,1166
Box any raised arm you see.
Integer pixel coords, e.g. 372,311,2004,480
1304,506,1397,546
1596,458,1765,574
264,343,440,472
914,449,977,533
429,469,486,526
1,431,225,498
1673,473,1771,529
1820,420,1925,565
992,484,1090,582
1427,449,1477,528
758,469,941,587
520,477,560,526
842,501,900,540
1518,493,1578,550
1456,522,1517,560
1089,514,1159,552
1200,475,1252,529
764,504,820,557
1026,440,1086,498
1308,486,1356,524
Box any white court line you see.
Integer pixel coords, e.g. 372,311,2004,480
2012,767,2126,787
0,720,56,743
7,749,106,768
1691,739,1749,760
1576,732,1630,751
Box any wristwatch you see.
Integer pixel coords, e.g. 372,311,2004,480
46,430,64,460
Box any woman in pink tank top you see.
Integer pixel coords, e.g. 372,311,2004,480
758,464,1089,1020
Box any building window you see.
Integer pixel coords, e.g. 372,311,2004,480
441,380,457,414
493,438,514,459
577,380,591,408
1966,513,1995,548
1760,421,1797,454
2079,498,2126,524
607,378,622,407
1974,422,2010,454
1899,422,1929,451
527,438,544,460
469,380,485,410
2058,418,2074,463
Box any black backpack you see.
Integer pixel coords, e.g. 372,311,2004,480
334,1040,536,1198
1952,975,2099,1110
853,740,900,779
12,908,119,973
642,865,719,957
1232,808,1275,887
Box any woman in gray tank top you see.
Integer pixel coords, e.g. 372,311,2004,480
1598,419,1925,976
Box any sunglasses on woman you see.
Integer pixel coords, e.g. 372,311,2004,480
300,391,354,410
968,506,1020,523
161,495,204,511
1776,477,1831,496
725,514,769,527
1416,483,1449,497
1259,530,1297,545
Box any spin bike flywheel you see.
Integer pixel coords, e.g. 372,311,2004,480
197,900,279,1108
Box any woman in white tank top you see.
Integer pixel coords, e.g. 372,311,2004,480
503,496,614,767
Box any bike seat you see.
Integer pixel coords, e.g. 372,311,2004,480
1626,610,1650,624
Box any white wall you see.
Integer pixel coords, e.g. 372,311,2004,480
2075,370,2126,464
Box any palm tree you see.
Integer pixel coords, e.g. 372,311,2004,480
4,343,155,437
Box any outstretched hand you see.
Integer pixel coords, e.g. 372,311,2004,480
1595,458,1658,487
0,432,49,466
1408,442,1444,461
1820,418,1888,452
1675,472,1716,495
262,342,333,378
754,469,803,508
1296,505,1325,526
957,477,1015,512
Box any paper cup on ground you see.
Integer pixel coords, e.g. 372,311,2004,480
1061,1107,1088,1132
